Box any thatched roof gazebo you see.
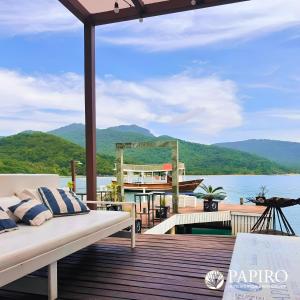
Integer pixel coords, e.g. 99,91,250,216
58,0,248,209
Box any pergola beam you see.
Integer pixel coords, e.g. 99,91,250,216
88,0,249,26
59,0,89,23
131,0,145,16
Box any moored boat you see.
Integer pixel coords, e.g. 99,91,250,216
113,163,203,193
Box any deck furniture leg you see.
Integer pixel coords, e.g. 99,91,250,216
48,262,57,300
278,207,295,236
265,206,273,233
147,195,150,228
251,206,269,232
152,194,155,227
159,194,162,223
131,204,136,248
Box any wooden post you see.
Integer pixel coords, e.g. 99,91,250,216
170,226,176,235
84,23,97,208
172,140,179,214
116,145,124,200
70,160,76,192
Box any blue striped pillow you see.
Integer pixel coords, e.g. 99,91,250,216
38,187,90,216
9,199,53,226
0,206,18,233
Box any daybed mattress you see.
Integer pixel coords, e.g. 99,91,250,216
0,210,130,271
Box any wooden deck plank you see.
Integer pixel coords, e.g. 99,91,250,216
0,234,235,300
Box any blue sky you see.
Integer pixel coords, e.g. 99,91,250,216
0,0,300,144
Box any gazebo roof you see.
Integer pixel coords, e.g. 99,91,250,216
59,0,248,26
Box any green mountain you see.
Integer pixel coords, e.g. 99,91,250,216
49,123,154,155
215,139,300,171
0,132,114,175
109,125,154,137
50,124,289,175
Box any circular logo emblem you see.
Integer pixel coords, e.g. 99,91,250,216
205,270,224,290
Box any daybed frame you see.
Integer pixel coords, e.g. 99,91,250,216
0,174,135,300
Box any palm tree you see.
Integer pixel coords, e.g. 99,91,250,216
196,184,226,202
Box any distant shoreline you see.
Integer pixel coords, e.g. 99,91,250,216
60,173,300,178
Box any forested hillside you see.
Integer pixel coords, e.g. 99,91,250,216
0,132,114,175
50,124,289,175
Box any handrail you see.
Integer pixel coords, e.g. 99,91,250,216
145,210,231,234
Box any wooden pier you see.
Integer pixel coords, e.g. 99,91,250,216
133,201,265,233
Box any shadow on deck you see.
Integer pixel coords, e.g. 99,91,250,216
0,234,235,300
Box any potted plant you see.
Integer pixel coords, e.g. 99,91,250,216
67,181,74,192
196,184,226,212
105,182,122,211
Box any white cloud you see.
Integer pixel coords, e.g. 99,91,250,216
0,0,80,34
0,0,300,51
0,69,242,136
265,109,300,121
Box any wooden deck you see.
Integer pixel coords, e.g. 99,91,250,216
0,234,235,300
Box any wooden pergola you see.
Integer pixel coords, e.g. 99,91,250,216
116,140,179,212
58,0,247,204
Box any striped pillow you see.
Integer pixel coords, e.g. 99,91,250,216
9,199,53,226
0,207,18,233
38,187,90,216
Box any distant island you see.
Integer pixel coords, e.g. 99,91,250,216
0,123,298,176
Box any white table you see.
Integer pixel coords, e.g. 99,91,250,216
223,233,300,300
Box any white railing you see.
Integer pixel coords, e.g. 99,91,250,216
144,210,268,235
231,211,272,235
144,211,231,234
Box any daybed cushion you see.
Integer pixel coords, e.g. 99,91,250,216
0,207,18,233
0,196,22,222
38,187,89,216
9,199,53,226
0,210,130,271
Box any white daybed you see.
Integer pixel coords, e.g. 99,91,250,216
0,174,135,300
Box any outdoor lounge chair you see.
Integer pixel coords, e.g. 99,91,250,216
0,174,135,300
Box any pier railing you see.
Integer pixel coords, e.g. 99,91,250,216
144,210,271,235
231,211,272,235
144,211,231,234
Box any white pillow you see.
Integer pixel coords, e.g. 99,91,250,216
0,196,21,222
16,188,42,202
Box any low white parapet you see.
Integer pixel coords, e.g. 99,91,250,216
231,211,272,235
144,210,231,234
144,210,267,235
